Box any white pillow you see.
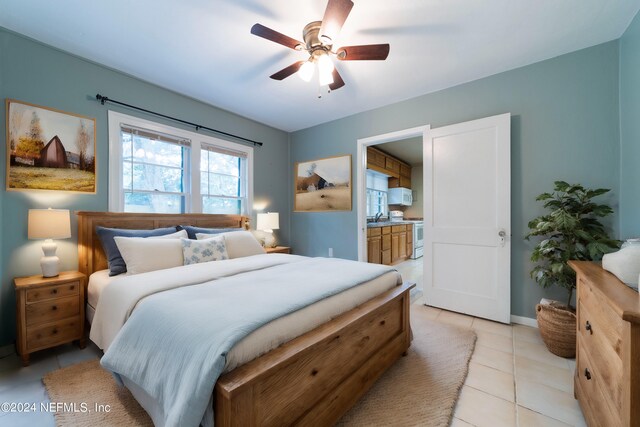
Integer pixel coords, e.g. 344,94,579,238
152,229,188,239
196,231,266,259
182,235,228,265
113,237,183,275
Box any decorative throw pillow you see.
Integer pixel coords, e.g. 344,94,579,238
197,231,266,259
181,235,229,265
113,237,184,275
96,226,178,276
177,225,243,240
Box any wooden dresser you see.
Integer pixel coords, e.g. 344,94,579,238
569,261,640,427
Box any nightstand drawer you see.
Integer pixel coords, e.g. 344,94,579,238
26,281,80,303
26,296,79,326
26,318,81,352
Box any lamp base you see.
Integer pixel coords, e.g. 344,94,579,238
263,231,277,248
40,239,60,278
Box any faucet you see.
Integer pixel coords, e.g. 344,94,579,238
374,212,383,222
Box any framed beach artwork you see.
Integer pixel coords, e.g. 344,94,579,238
294,154,352,212
6,99,96,193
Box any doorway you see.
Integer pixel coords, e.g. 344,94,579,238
357,113,511,323
357,126,428,293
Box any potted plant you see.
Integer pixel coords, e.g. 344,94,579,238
526,181,619,357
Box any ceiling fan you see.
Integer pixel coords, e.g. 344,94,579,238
250,0,390,91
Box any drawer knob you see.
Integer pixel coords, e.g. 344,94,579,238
52,289,58,294
69,285,75,290
52,329,58,335
585,321,592,334
584,368,592,380
52,305,58,311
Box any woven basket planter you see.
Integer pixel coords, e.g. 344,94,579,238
536,303,577,358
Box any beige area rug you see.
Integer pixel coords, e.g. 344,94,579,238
43,305,476,427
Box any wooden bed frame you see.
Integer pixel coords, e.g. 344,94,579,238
76,211,413,426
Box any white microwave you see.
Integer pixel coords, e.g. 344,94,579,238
388,188,412,206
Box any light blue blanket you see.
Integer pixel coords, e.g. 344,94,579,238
100,257,397,427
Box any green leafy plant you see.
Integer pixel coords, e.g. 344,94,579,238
526,181,619,308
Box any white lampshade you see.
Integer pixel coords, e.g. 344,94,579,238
256,212,279,232
28,209,71,240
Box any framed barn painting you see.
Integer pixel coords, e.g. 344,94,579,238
6,99,96,193
294,154,352,212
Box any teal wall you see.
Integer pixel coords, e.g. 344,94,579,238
0,28,291,346
290,41,621,320
620,12,640,239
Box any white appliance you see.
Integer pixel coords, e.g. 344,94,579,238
410,221,424,259
388,188,412,206
389,210,404,222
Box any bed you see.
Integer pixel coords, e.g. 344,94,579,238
77,211,413,427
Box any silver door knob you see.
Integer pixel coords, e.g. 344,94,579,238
498,229,507,247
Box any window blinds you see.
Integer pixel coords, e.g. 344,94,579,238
120,124,191,147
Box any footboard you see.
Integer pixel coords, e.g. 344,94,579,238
215,281,414,426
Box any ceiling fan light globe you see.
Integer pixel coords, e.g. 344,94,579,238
318,67,334,86
298,61,315,82
317,52,335,73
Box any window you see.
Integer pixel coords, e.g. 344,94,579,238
367,189,388,217
108,111,253,214
200,144,248,214
121,126,190,213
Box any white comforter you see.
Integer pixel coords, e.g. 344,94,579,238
95,254,400,427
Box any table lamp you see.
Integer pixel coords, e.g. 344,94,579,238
256,212,279,248
28,208,71,277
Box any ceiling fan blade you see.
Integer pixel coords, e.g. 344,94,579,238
336,44,390,60
319,0,354,42
251,23,304,50
329,68,345,91
270,61,305,80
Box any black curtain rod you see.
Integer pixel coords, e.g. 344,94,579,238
95,94,263,147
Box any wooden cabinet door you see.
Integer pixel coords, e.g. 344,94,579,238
381,250,391,265
368,236,381,264
391,233,400,263
400,176,412,189
400,163,411,178
399,233,407,258
367,147,385,168
385,157,400,176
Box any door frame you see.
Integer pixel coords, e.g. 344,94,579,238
356,125,430,262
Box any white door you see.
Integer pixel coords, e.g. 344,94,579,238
423,113,511,323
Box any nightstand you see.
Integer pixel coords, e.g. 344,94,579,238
14,271,86,366
265,246,291,254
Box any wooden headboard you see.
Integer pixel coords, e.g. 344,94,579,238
76,211,250,277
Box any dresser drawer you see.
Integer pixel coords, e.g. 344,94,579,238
577,342,621,427
578,297,624,413
26,296,79,326
579,278,624,359
26,318,81,352
26,281,80,303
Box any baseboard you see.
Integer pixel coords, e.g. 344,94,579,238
510,314,538,328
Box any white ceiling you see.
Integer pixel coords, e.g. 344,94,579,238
1,1,638,132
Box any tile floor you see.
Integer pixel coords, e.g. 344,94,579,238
413,296,587,427
0,297,587,427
